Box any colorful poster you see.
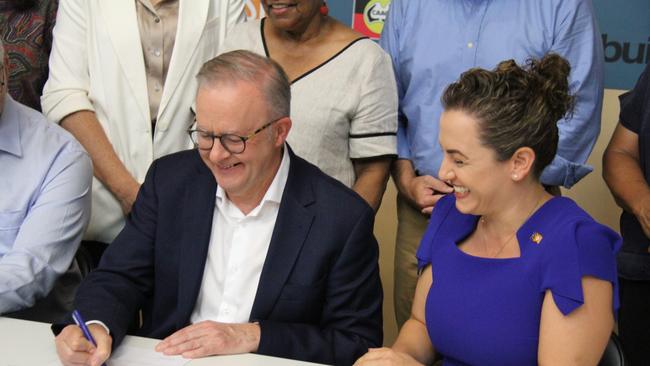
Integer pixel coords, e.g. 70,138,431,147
245,0,266,20
352,0,391,40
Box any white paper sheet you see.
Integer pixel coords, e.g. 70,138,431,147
43,345,189,366
108,345,190,366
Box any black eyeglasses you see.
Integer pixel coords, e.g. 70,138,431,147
187,117,283,154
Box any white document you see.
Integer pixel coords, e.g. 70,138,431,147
108,345,190,366
42,345,189,366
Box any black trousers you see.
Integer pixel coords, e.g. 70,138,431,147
618,277,650,366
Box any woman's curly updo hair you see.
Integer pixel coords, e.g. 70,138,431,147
442,53,575,178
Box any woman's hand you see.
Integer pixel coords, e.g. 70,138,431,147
354,347,424,366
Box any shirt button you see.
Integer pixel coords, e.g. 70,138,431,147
154,49,161,57
467,42,474,48
154,83,161,92
154,17,160,23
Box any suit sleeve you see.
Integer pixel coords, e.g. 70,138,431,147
256,206,383,366
539,0,604,188
70,159,161,348
41,0,95,123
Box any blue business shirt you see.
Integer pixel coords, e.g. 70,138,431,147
0,96,92,314
380,0,604,187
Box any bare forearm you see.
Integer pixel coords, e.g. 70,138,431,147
391,158,416,196
603,149,650,215
60,110,140,212
353,159,391,211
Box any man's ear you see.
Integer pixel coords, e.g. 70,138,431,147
509,146,536,182
274,117,292,147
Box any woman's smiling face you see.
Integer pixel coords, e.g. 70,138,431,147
262,0,322,31
438,109,514,216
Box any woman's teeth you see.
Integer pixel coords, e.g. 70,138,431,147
454,186,469,193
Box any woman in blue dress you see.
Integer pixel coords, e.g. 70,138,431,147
355,54,620,366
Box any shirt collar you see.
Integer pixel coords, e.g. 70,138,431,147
137,0,178,12
216,144,291,216
0,96,23,157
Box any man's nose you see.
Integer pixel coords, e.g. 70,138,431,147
208,138,231,161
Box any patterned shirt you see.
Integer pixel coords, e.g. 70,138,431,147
0,0,58,111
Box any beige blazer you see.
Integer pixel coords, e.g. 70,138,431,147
42,0,246,243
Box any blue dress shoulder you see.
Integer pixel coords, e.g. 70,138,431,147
416,194,621,366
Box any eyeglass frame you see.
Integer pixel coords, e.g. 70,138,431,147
187,117,284,154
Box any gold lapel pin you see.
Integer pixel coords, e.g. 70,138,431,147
531,232,543,244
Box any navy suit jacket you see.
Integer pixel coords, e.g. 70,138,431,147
71,148,383,365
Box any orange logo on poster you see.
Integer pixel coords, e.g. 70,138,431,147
363,0,391,35
245,0,266,20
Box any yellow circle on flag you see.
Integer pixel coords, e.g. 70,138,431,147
363,0,391,35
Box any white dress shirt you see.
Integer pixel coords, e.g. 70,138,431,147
190,147,290,323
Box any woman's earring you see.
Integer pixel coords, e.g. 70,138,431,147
320,1,329,16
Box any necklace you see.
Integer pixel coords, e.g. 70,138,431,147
479,194,544,258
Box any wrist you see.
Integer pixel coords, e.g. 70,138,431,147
631,193,650,218
112,177,139,202
393,164,416,197
245,322,261,353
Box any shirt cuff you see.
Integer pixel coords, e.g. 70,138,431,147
349,134,397,159
42,92,95,125
86,320,110,335
540,155,593,188
396,140,412,160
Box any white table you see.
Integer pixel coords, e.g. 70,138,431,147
0,317,326,366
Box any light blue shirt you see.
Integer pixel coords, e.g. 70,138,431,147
0,96,92,314
380,0,604,187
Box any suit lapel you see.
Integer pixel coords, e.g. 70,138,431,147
100,0,150,123
250,153,316,320
175,153,216,328
157,0,209,122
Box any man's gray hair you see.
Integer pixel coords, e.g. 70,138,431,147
196,50,291,119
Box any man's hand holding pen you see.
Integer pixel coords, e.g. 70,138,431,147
55,322,112,366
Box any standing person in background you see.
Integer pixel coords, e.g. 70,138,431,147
41,0,246,262
0,0,58,111
0,39,92,322
380,0,605,328
603,62,650,366
220,0,397,211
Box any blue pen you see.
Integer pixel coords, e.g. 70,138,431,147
72,310,108,366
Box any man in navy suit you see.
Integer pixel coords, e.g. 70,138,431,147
54,50,383,366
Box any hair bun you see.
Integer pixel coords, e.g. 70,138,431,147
527,53,574,123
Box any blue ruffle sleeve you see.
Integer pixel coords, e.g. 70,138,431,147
416,194,455,271
540,218,621,316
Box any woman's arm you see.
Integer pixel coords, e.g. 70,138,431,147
61,111,141,214
538,276,614,365
352,158,391,211
354,266,436,365
393,265,436,362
